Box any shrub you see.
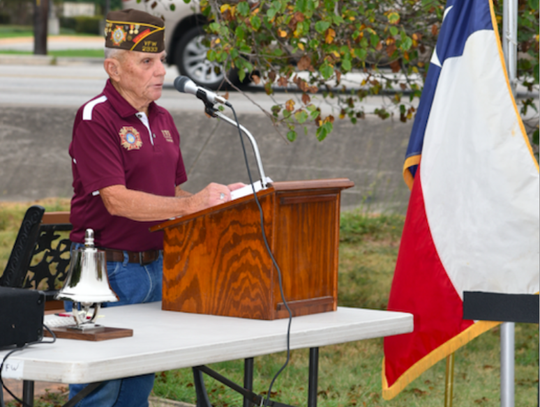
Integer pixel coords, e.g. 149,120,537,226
59,16,77,31
60,15,103,35
0,13,11,24
75,15,102,35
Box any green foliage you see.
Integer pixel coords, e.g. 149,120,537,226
173,0,538,143
60,16,103,35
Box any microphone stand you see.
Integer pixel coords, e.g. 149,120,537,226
203,102,269,189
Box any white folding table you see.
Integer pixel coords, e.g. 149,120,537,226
1,302,412,406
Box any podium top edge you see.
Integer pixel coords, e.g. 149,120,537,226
149,178,354,232
270,178,354,191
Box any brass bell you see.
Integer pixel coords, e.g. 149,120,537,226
56,229,118,329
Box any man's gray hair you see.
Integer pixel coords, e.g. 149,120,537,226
104,47,126,60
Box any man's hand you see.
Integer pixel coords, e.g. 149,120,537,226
190,182,233,209
227,182,246,192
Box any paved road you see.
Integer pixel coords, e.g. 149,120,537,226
0,52,412,212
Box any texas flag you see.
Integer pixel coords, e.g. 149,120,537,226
382,0,539,399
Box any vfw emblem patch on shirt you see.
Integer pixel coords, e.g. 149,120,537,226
119,127,142,150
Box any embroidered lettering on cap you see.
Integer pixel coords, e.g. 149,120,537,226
119,126,143,150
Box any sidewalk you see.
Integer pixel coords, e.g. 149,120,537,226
0,35,103,51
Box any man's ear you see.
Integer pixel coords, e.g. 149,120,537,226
104,58,121,82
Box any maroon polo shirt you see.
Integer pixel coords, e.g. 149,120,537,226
69,80,187,251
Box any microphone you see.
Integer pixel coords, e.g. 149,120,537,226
174,76,232,107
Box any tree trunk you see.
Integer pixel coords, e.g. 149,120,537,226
33,0,48,55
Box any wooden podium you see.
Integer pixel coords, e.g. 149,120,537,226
151,178,354,320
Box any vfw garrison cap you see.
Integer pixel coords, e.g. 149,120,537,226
105,9,164,53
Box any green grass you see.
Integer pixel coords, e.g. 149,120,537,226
0,25,33,38
0,49,104,58
1,205,538,406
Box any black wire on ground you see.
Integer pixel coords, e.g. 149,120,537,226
228,105,293,407
0,324,56,407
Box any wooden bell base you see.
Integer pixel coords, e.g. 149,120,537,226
44,326,133,341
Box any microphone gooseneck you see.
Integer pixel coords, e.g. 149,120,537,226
173,76,232,107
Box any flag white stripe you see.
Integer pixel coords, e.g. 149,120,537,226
421,30,539,297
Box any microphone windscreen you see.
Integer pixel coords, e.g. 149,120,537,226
174,76,190,93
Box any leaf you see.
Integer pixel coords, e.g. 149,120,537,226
287,130,297,142
316,121,333,141
332,14,344,24
390,26,398,37
235,26,246,41
319,62,334,80
250,15,261,30
285,99,295,112
278,77,288,87
325,28,336,44
295,0,307,13
297,55,312,71
342,59,351,71
400,36,413,51
387,11,400,25
302,93,311,104
237,1,250,17
370,33,380,48
170,4,176,11
355,48,367,59
278,29,288,38
209,22,220,33
265,82,274,95
315,21,331,34
295,110,308,124
238,69,246,82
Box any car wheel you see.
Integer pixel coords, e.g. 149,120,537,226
175,25,241,90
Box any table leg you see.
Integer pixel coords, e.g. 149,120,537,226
308,347,319,407
193,367,212,407
22,380,34,407
243,357,254,407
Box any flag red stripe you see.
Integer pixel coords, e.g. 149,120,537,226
384,168,473,386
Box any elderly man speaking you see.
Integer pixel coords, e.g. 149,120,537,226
68,8,242,407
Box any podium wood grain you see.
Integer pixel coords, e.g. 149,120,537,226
152,179,354,320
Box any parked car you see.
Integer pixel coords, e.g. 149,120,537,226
122,0,237,90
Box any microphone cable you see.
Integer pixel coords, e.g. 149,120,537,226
228,105,293,407
0,324,56,407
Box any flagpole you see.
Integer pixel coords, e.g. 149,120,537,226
501,1,518,406
502,0,518,95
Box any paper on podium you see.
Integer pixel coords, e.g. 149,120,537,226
230,177,273,200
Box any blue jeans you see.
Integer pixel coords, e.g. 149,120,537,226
66,245,163,407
